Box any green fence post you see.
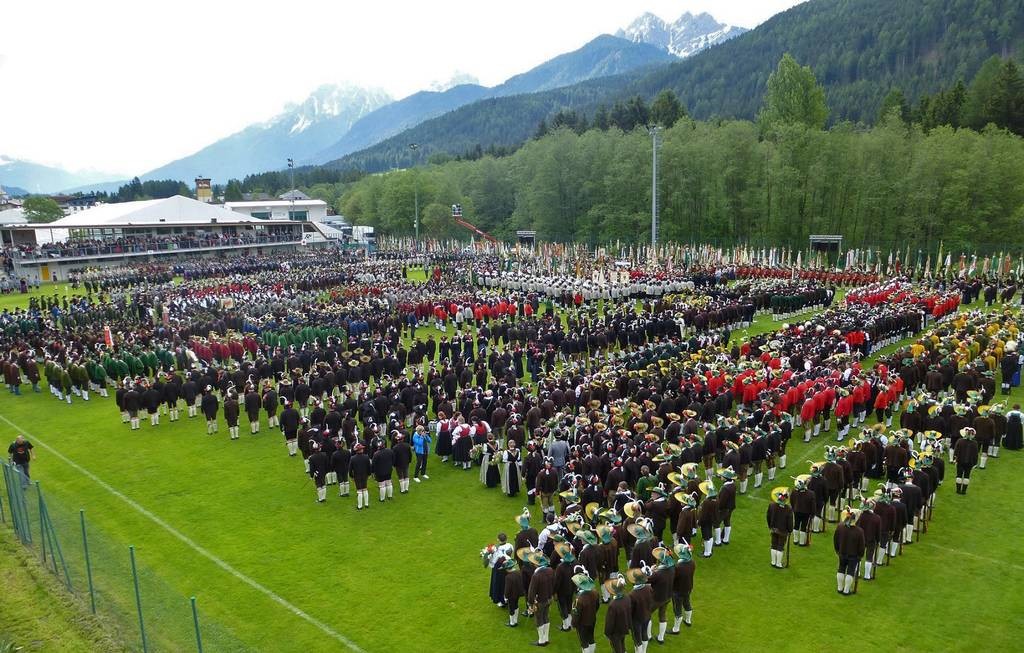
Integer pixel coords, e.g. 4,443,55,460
1,465,14,539
191,596,203,653
5,465,25,543
35,481,46,564
129,545,148,653
42,500,72,590
80,510,96,614
1,491,5,523
17,469,31,544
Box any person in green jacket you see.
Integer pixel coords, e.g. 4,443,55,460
637,466,659,501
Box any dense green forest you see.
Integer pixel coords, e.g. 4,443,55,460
337,54,1024,253
93,178,193,203
324,0,1024,173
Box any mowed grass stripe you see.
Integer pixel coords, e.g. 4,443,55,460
0,413,366,653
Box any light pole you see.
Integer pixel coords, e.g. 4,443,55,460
409,143,419,245
286,158,295,222
647,125,660,248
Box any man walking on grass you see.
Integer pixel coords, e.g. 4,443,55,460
7,434,35,488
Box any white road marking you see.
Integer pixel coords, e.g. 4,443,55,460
0,414,365,653
920,542,1024,573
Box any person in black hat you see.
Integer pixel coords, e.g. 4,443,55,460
953,426,980,494
392,432,413,494
331,439,351,498
536,457,559,519
201,385,219,434
308,440,329,504
124,380,141,430
280,400,301,457
767,487,794,569
224,390,241,440
833,507,864,595
372,441,395,502
349,443,372,510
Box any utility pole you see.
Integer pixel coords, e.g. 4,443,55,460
287,158,295,222
647,125,660,247
409,143,419,246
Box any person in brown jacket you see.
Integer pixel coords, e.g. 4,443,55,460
790,474,816,546
626,565,654,653
548,542,573,629
716,467,738,546
697,481,719,558
767,487,794,568
856,498,881,580
596,522,619,594
822,448,846,522
670,542,696,633
833,507,865,595
526,550,555,646
872,487,897,564
884,432,910,484
973,404,995,469
571,569,600,653
627,518,657,568
502,558,525,628
954,427,980,494
673,491,698,545
536,457,560,518
649,547,675,644
603,575,632,653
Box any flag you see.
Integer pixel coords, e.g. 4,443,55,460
924,254,931,278
104,325,114,348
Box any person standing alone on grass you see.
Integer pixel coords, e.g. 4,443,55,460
412,424,431,481
7,434,35,487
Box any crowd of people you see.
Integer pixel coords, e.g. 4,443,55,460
2,247,1022,652
3,231,300,261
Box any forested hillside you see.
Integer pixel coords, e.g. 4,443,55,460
325,0,1024,173
337,53,1024,253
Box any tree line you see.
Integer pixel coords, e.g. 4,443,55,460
338,53,1024,253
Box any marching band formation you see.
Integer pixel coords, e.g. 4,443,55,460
1,248,1022,653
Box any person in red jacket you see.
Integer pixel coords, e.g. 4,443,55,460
835,388,854,442
873,384,890,424
800,391,817,442
742,377,758,408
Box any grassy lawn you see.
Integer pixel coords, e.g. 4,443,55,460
0,528,127,652
0,281,85,312
0,289,1022,652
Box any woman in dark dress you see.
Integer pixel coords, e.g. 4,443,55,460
502,440,522,497
481,435,501,488
435,411,454,462
1004,404,1023,450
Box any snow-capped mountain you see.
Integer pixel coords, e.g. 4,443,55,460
616,11,747,58
0,155,122,194
138,83,391,183
427,71,480,93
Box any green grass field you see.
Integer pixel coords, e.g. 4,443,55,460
1,289,1023,652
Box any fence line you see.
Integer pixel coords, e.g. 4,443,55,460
0,461,246,652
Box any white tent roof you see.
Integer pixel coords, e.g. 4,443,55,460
310,222,346,239
47,195,277,228
0,208,27,225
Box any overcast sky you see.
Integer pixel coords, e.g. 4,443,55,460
1,0,802,175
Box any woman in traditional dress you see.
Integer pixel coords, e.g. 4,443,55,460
1004,403,1023,450
480,433,501,488
501,440,523,497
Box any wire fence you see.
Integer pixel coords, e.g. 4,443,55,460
1,461,249,652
